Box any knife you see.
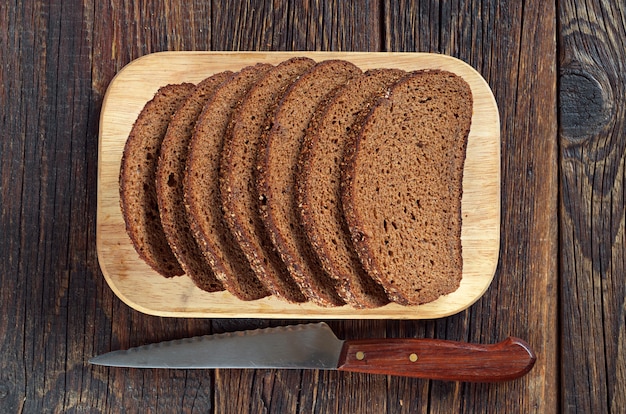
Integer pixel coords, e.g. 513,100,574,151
89,322,535,382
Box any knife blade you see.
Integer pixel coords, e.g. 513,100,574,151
89,322,536,382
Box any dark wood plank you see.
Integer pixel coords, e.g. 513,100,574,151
0,2,34,411
211,0,381,51
1,1,85,411
1,0,215,412
6,0,608,412
558,0,626,412
89,1,218,412
385,1,559,412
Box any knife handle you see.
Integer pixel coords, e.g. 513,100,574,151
337,337,536,382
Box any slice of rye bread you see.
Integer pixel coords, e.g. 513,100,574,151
119,83,195,277
220,57,316,303
257,60,362,306
296,69,406,308
185,63,273,301
156,71,233,292
341,70,473,306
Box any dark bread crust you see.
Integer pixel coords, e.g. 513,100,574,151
185,64,273,301
341,70,472,305
119,83,195,277
156,72,232,292
257,60,362,306
220,58,316,303
296,69,406,308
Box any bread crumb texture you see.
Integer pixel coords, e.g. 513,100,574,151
343,70,472,305
119,60,473,308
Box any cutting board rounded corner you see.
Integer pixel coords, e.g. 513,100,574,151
96,51,500,320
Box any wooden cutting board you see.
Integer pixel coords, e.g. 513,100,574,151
97,51,500,319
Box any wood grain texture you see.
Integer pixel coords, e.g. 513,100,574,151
1,1,215,413
89,2,218,412
386,1,559,413
4,0,622,412
559,0,626,412
337,337,536,382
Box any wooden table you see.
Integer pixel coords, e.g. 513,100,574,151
0,1,623,412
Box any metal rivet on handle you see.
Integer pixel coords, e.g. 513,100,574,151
356,351,365,360
409,353,418,362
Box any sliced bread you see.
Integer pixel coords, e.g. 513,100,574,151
257,60,362,306
220,57,316,303
296,69,406,308
156,71,232,292
119,83,195,277
185,64,273,301
341,70,473,305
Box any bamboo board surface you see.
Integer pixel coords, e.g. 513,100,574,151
96,51,500,319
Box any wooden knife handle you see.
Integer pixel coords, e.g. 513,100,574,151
337,337,536,382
